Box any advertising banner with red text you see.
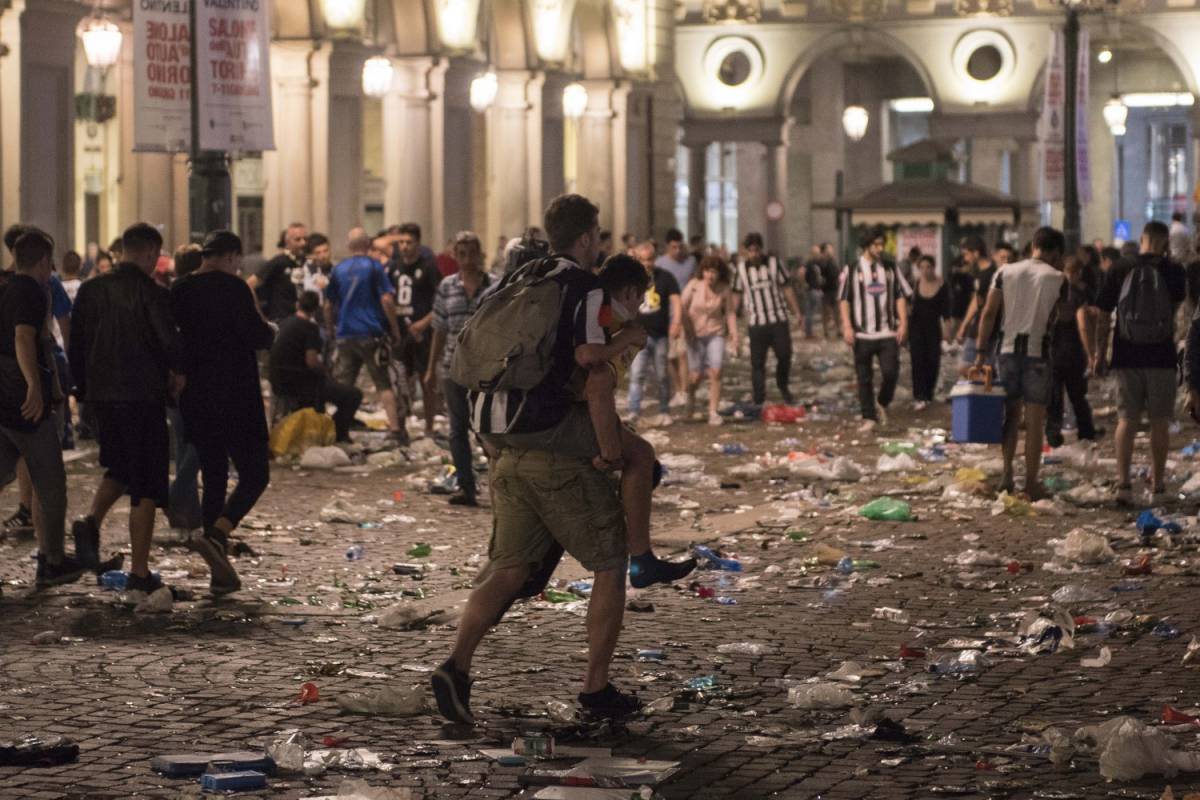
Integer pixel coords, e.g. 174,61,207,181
133,0,192,152
196,0,274,152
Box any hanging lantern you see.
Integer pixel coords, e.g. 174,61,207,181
842,105,869,142
1103,96,1128,137
469,72,498,113
321,0,367,30
77,15,123,71
562,82,588,119
361,56,394,99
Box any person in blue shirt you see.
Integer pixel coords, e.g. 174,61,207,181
324,228,406,444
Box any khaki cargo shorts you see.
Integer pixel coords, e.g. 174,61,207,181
1116,367,1176,422
487,448,627,574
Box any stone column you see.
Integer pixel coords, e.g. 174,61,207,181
382,57,436,234
576,80,620,230
20,0,83,247
764,138,789,259
541,72,568,215
264,42,316,245
322,41,367,250
687,141,707,241
486,70,541,249
433,59,479,247
0,1,22,237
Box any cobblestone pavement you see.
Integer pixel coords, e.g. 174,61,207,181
4,339,1200,799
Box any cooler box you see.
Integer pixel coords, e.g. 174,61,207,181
950,368,1004,444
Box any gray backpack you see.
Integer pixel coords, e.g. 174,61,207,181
1117,260,1173,344
449,257,567,393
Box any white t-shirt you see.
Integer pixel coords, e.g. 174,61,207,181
992,258,1065,356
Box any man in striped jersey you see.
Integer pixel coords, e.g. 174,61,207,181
840,231,912,434
731,232,802,406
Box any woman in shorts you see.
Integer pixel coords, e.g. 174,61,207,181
681,256,739,425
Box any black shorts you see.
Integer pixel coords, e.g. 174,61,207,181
93,402,170,508
401,335,434,378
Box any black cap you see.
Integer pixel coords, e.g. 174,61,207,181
200,230,243,257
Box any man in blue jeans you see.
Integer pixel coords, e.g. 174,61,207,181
976,227,1066,500
628,241,680,425
324,228,405,444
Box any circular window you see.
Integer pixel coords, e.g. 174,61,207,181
701,37,765,107
718,51,752,87
951,30,1016,102
966,45,1003,82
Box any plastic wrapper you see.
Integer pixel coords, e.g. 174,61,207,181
1053,528,1115,564
1017,604,1075,654
876,453,918,473
266,729,308,772
320,499,370,525
1075,716,1200,781
301,446,353,470
335,685,425,716
858,498,912,522
949,549,1006,567
715,642,774,656
1080,646,1112,668
788,456,862,482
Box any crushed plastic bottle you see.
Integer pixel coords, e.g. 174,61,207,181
345,545,365,561
546,700,576,723
927,650,990,675
788,682,856,709
873,607,909,623
858,498,913,522
692,545,742,572
713,443,748,455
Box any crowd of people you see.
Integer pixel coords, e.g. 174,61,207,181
4,189,1200,721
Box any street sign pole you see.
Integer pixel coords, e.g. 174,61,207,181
188,0,231,242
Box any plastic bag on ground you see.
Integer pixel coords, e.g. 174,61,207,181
789,682,856,709
789,456,862,482
876,453,918,473
270,408,336,457
1064,484,1109,506
336,685,426,716
716,642,774,656
301,446,353,470
954,467,987,483
320,499,369,524
336,780,414,800
949,549,1006,567
266,729,308,772
1017,604,1075,654
991,493,1034,517
1080,646,1112,668
1075,716,1200,781
858,498,912,521
1054,528,1115,564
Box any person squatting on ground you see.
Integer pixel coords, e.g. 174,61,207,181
840,230,911,433
1097,220,1186,506
270,290,363,443
680,255,739,425
427,231,492,507
907,254,950,410
976,226,1068,500
732,232,801,406
69,223,182,594
170,231,276,596
432,194,693,726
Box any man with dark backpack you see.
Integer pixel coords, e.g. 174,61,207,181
1097,220,1186,506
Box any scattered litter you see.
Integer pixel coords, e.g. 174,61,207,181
858,498,913,522
320,500,369,524
335,685,425,716
1076,716,1200,781
300,446,352,470
1081,647,1113,668
715,642,774,656
1053,528,1115,564
789,683,856,709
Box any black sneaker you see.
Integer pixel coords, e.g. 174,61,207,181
125,571,164,594
72,517,100,571
34,554,84,589
1046,430,1065,449
3,504,32,536
629,554,697,589
448,492,478,507
578,683,643,719
431,659,475,724
190,528,241,596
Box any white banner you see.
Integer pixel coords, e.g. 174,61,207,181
1041,30,1065,203
133,0,192,153
196,0,274,151
1075,29,1092,205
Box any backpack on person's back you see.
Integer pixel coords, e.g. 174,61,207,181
1117,257,1175,344
449,256,568,394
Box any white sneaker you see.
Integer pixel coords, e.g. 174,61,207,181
857,419,877,434
654,413,673,427
669,392,688,408
912,400,928,412
708,413,723,426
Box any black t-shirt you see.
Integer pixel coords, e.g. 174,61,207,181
1097,254,1187,370
964,264,997,338
820,259,841,295
638,268,681,338
803,259,824,290
171,271,276,435
389,253,441,323
949,271,975,319
270,314,323,397
255,252,302,321
0,274,50,424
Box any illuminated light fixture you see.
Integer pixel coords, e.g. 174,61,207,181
888,97,934,113
562,82,588,119
469,72,498,112
1103,96,1127,136
321,0,367,30
613,0,650,73
361,56,394,99
1097,47,1113,64
1121,92,1194,108
533,0,573,63
436,0,481,50
77,14,123,71
842,105,869,142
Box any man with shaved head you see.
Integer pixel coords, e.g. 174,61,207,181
324,227,407,444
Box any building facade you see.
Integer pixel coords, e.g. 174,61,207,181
2,0,1199,259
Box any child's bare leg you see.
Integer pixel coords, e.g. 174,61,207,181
619,428,654,557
